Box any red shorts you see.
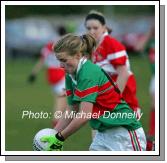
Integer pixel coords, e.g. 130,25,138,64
111,74,140,112
47,68,65,85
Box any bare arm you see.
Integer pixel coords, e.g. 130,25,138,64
115,65,130,93
54,104,79,132
31,58,44,75
60,102,93,139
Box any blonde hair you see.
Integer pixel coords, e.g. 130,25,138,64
53,33,96,58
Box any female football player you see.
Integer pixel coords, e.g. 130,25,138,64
40,33,146,151
84,10,141,114
28,26,67,126
84,10,142,139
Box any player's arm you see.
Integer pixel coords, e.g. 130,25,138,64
31,57,44,75
40,104,80,151
40,77,96,151
28,57,44,83
54,103,79,132
106,37,130,93
60,102,93,139
54,74,78,132
115,65,130,93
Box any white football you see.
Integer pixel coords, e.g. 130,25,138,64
33,128,58,151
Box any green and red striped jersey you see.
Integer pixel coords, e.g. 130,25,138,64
65,58,141,131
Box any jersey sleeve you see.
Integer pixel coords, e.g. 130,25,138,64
40,42,53,60
73,78,98,103
105,36,127,67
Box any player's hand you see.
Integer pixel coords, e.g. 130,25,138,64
28,74,36,83
40,133,64,151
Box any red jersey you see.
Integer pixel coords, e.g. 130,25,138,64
41,42,65,85
93,34,131,77
92,34,139,111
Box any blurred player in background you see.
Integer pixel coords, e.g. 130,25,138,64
85,10,141,114
84,10,141,138
40,33,146,151
28,26,67,126
135,26,155,151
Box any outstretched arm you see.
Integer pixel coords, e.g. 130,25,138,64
28,57,44,83
31,57,44,75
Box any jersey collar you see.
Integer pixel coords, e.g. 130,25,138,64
99,32,108,42
96,31,108,47
77,56,87,74
69,56,87,85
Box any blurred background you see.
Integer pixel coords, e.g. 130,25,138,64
5,5,155,151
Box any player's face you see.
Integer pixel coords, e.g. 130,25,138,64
56,52,81,74
85,19,106,42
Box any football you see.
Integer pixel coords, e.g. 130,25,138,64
33,128,58,151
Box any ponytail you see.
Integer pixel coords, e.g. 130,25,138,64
80,34,96,59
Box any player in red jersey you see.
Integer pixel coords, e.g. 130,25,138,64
28,26,67,126
85,10,141,114
84,11,142,138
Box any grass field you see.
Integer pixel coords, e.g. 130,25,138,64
5,54,152,151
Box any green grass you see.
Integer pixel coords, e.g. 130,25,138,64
129,54,152,131
5,55,151,151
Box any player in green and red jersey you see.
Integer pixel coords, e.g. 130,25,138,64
40,33,146,151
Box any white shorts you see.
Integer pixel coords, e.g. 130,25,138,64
89,127,146,151
52,78,65,96
149,75,155,96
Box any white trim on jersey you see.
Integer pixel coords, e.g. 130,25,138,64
95,54,132,75
107,50,127,61
96,59,108,67
96,60,117,74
